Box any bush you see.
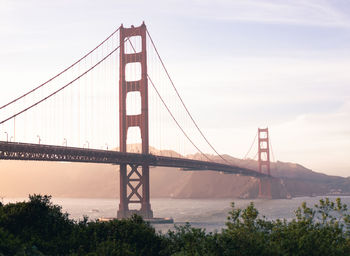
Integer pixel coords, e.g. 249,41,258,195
0,195,164,255
1,195,350,255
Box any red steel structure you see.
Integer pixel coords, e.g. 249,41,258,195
0,22,271,218
258,128,272,198
117,23,153,218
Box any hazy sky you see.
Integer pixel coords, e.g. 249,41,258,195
0,0,349,176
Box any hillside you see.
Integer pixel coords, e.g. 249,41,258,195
0,148,349,199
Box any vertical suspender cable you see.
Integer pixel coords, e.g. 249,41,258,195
146,29,227,163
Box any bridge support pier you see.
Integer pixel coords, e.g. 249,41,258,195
117,163,153,219
258,177,272,199
118,22,153,219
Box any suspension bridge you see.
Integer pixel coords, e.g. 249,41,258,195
0,22,272,218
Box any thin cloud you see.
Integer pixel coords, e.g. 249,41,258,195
273,101,350,176
179,0,350,28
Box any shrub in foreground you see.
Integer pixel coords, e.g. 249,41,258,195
1,195,350,255
0,195,163,255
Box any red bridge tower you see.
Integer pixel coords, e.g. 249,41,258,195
258,128,272,199
117,23,153,218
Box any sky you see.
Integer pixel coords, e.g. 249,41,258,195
0,0,349,176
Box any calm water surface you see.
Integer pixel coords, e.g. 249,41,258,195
4,196,350,233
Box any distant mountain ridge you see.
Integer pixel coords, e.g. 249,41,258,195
0,147,349,199
188,153,350,198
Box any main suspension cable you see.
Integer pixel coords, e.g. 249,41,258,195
126,38,212,161
269,135,276,163
243,131,258,159
147,75,212,161
0,26,121,110
146,29,228,163
0,44,121,125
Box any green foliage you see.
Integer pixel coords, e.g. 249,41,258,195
220,202,273,255
0,194,74,255
220,199,350,256
0,195,164,255
162,223,221,256
1,195,350,255
70,214,164,255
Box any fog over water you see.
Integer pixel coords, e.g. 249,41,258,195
4,196,350,233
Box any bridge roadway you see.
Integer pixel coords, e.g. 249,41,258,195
0,141,266,177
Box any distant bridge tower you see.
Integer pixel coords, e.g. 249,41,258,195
258,128,272,199
117,22,153,219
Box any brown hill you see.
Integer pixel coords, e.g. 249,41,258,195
0,148,349,199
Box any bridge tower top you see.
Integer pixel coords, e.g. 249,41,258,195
119,22,148,154
258,128,270,175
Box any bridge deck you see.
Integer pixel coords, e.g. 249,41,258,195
0,141,266,177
